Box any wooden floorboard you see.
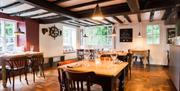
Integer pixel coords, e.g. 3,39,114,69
0,65,177,91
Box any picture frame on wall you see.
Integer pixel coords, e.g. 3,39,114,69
120,28,133,42
167,28,176,44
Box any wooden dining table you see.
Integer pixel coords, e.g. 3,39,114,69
130,49,150,68
58,60,128,91
0,52,43,88
100,51,128,56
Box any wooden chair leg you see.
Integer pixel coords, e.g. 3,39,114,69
13,72,15,90
41,65,45,79
129,66,131,79
7,70,11,84
24,69,29,85
19,71,22,82
33,70,35,83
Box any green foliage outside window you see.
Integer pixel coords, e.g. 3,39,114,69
5,23,14,37
83,26,112,47
146,25,160,44
0,20,16,52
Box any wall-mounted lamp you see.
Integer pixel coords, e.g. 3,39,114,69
138,23,142,37
83,34,88,37
112,25,116,36
14,25,25,35
138,32,142,37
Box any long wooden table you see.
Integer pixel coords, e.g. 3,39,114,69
0,52,43,88
58,61,128,91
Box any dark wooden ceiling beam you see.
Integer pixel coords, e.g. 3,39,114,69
93,20,106,24
74,20,93,26
52,0,71,4
87,23,111,27
127,0,140,12
137,13,141,22
77,3,130,18
68,21,88,26
27,12,50,18
83,20,99,25
78,20,96,25
9,8,37,15
0,2,22,10
77,0,175,19
162,8,172,20
149,11,155,22
61,21,80,27
18,0,78,19
112,16,123,23
139,0,174,12
40,16,70,24
123,15,132,23
66,0,111,9
40,15,61,19
104,18,115,24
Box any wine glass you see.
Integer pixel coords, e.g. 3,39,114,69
111,53,117,63
84,50,90,60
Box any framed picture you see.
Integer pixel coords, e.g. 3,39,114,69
167,28,175,44
120,28,133,42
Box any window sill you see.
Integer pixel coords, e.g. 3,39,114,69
63,51,76,54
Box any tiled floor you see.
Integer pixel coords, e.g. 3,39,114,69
0,65,176,91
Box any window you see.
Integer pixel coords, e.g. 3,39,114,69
0,19,16,53
63,26,76,53
82,26,112,48
146,25,160,44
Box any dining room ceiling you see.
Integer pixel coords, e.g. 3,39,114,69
0,0,179,27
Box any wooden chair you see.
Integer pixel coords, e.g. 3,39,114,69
100,55,112,61
57,60,76,91
6,55,29,89
64,70,96,91
30,54,45,82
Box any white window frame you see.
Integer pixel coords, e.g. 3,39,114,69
62,25,76,53
0,19,17,53
146,24,160,45
81,25,113,49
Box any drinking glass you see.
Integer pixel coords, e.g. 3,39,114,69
111,54,117,63
84,50,90,60
83,50,91,66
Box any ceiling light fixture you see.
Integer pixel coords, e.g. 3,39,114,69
112,25,116,36
92,4,104,20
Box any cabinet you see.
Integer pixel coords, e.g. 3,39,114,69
169,46,180,91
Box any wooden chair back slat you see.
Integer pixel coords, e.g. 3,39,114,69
64,70,95,91
7,55,28,69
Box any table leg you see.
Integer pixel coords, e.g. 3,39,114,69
101,79,114,91
95,76,115,91
2,62,7,88
142,58,147,68
118,69,125,91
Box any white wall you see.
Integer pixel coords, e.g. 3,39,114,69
115,21,175,65
39,23,79,60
